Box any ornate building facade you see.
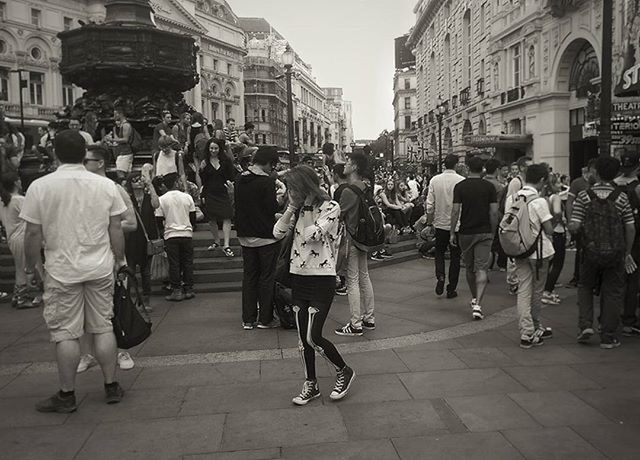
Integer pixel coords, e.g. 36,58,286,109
407,0,638,177
0,0,245,141
393,68,418,161
324,87,354,154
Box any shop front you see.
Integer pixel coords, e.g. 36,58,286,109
463,134,533,165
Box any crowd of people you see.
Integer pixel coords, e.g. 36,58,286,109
1,105,640,414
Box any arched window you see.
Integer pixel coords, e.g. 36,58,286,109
478,117,487,135
444,127,453,154
569,42,599,98
463,10,472,87
462,119,473,141
528,45,536,78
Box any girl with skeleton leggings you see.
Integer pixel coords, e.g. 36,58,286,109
274,165,355,405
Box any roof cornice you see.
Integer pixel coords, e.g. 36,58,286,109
407,0,446,48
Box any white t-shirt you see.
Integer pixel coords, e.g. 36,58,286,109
0,194,25,240
156,150,177,177
506,186,555,260
407,179,419,200
78,130,94,146
157,190,196,239
20,164,126,283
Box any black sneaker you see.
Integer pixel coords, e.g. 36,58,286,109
435,278,445,296
243,322,256,330
520,336,544,349
35,391,77,413
600,337,622,349
292,380,321,406
577,328,594,344
335,285,348,296
330,366,355,401
379,249,393,259
446,290,458,299
335,323,363,336
183,289,195,300
105,382,124,404
537,327,553,339
362,321,376,330
370,252,384,261
622,326,640,337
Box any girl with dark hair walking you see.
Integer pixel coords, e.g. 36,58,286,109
200,139,236,256
0,173,42,308
274,165,355,406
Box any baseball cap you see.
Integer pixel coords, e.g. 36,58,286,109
620,150,640,171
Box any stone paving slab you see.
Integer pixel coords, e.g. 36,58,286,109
451,346,518,368
573,387,640,425
281,439,400,459
317,373,412,405
184,448,281,460
502,364,602,392
0,394,80,428
395,348,468,372
392,432,524,460
75,414,226,460
445,394,539,432
502,426,606,460
572,423,640,460
339,399,447,440
132,361,260,390
570,362,640,388
0,424,95,460
507,391,612,427
398,367,527,399
221,406,348,451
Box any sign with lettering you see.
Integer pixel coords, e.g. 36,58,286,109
395,35,415,70
615,1,640,96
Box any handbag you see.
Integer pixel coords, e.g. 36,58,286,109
150,252,169,281
112,266,152,349
134,207,164,256
274,210,300,289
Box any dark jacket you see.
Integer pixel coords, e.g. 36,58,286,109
234,166,278,239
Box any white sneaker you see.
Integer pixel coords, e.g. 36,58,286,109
77,354,98,373
117,351,135,370
541,291,561,305
471,299,484,320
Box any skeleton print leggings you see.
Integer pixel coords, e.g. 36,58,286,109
293,298,346,381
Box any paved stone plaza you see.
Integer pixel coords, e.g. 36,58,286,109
1,259,639,460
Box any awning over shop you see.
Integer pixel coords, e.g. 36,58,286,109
463,134,533,148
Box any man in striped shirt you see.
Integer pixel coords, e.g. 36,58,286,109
568,156,637,349
224,118,239,143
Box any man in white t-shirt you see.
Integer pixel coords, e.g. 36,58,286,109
156,172,196,302
21,130,127,413
508,164,555,349
69,118,94,147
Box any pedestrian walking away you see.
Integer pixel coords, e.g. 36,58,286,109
274,165,355,406
450,156,499,320
424,154,465,298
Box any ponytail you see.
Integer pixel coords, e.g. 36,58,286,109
0,172,19,207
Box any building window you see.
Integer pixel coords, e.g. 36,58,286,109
528,45,535,78
63,17,73,31
212,102,219,119
31,8,41,27
0,2,6,21
404,97,411,109
463,9,472,87
29,72,44,105
225,104,232,121
30,46,42,60
262,134,267,144
0,39,6,55
480,3,486,36
404,79,411,90
404,115,412,130
512,44,521,87
444,35,451,99
493,62,500,91
227,63,232,75
0,67,8,101
261,109,266,122
213,59,218,71
62,80,74,106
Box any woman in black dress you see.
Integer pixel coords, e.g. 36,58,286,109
200,138,236,256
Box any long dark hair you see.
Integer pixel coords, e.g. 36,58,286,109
0,172,20,207
285,165,331,208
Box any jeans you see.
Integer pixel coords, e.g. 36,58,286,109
515,257,550,340
241,242,280,324
572,234,583,282
434,228,461,292
129,256,152,296
544,232,566,292
578,259,625,340
346,239,375,328
386,208,409,228
165,237,194,290
622,246,640,328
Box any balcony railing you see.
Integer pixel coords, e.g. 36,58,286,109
460,87,471,105
476,78,485,97
452,95,458,110
428,111,435,123
502,86,526,104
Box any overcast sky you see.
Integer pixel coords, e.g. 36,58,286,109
230,0,417,140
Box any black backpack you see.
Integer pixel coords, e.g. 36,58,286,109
582,189,626,267
112,267,152,349
347,184,385,252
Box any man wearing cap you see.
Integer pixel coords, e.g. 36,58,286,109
234,146,281,330
614,150,640,337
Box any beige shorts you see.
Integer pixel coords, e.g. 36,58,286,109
458,233,494,273
42,274,114,342
115,153,134,173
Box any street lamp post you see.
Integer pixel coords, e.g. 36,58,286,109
436,97,447,173
350,141,356,153
282,44,296,167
